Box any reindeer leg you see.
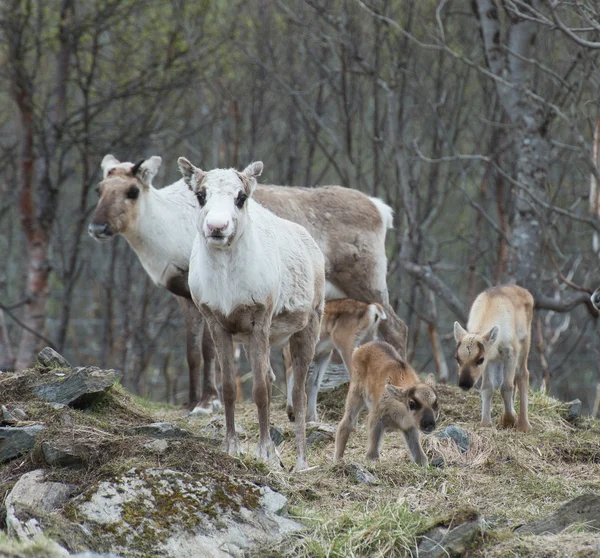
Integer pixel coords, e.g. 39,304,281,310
306,350,332,423
403,426,428,467
178,298,203,411
499,347,518,428
200,324,221,412
366,413,385,461
247,309,278,465
203,311,241,455
290,309,321,471
334,385,365,461
480,370,494,427
516,340,532,432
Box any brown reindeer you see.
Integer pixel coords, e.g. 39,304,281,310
285,298,386,423
454,284,534,431
334,341,438,466
89,155,408,414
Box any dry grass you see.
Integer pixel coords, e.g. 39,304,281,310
2,369,600,557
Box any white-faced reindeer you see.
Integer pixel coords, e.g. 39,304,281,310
454,285,534,432
334,341,438,466
285,298,386,423
178,157,325,470
89,155,407,415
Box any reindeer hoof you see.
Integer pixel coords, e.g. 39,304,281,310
295,457,309,471
223,435,243,456
499,412,517,428
366,451,380,461
256,440,280,466
286,405,296,422
187,404,212,418
211,399,223,413
480,419,492,427
516,419,532,432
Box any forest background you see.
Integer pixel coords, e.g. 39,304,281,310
1,0,599,410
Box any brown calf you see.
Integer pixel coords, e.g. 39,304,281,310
285,299,386,423
334,341,438,466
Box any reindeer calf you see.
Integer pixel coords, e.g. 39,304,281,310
285,299,386,423
334,341,438,466
454,284,533,431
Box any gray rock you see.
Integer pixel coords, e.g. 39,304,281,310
42,441,85,468
431,456,445,468
516,493,600,535
437,425,470,453
143,438,169,453
566,399,582,423
127,421,191,439
318,363,350,392
33,366,121,408
5,469,75,541
1,404,28,424
0,424,45,462
344,462,379,485
73,554,123,558
269,425,285,447
75,467,303,558
307,424,336,446
417,518,481,558
37,347,71,369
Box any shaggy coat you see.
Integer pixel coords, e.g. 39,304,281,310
334,341,438,466
179,157,325,471
454,284,534,431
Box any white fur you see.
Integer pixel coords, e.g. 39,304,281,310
369,197,394,230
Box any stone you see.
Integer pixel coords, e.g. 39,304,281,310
33,367,121,408
417,518,482,558
566,399,582,423
307,424,336,446
73,553,124,558
127,422,191,439
318,363,349,392
437,425,470,453
5,469,75,541
42,441,85,468
143,438,169,453
516,493,600,535
1,404,28,424
431,456,445,468
74,467,303,557
0,424,45,462
269,425,285,446
37,347,71,369
344,462,379,485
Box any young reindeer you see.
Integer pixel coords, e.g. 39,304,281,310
177,157,325,471
454,285,534,431
334,341,438,466
285,299,386,423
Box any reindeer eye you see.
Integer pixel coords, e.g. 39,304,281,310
409,400,417,411
196,190,206,207
235,191,247,209
95,186,101,197
476,357,484,366
126,186,139,200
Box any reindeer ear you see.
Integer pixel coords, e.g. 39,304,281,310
386,383,407,399
483,325,499,345
240,161,263,196
177,157,205,191
454,322,467,343
424,373,436,388
135,156,162,187
101,154,120,178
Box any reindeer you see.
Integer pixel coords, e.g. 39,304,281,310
592,287,600,311
334,341,438,465
454,284,533,431
177,157,324,470
89,155,408,414
285,298,386,423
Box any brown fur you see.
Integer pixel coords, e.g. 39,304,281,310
284,299,386,422
454,284,534,431
334,341,438,465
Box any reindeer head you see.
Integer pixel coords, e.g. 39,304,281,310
177,158,262,249
89,155,162,241
383,374,439,434
592,287,600,311
453,322,499,390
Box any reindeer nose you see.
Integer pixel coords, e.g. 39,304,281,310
88,222,112,238
206,220,230,234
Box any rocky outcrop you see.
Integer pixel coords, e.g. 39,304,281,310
37,347,71,370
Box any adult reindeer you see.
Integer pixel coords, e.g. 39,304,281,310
89,155,408,413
